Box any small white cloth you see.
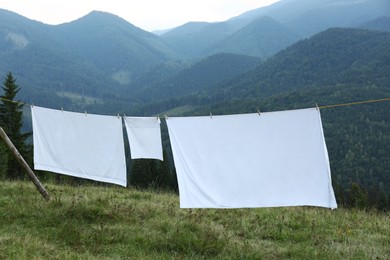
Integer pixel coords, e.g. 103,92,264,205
124,117,163,160
166,108,337,209
31,106,127,187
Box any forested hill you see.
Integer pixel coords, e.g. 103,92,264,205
133,53,261,102
0,9,179,109
206,28,390,101
135,28,390,115
205,16,302,59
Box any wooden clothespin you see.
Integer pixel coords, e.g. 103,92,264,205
257,108,261,116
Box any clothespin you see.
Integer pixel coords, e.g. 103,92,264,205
61,107,63,112
256,108,261,116
117,114,120,119
164,115,168,120
124,114,126,118
210,112,212,119
84,110,87,116
315,103,319,111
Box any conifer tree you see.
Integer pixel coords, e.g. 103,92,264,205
0,72,31,179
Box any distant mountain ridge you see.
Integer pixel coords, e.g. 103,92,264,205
162,0,389,58
0,9,180,109
133,53,260,102
205,16,302,59
359,16,390,32
132,27,390,116
0,0,389,111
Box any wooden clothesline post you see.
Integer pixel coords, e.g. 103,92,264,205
0,127,50,200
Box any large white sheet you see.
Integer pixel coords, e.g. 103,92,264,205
166,108,337,209
124,117,163,160
31,106,127,187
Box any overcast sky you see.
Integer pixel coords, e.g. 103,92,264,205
0,0,280,31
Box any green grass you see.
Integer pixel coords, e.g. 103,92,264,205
0,181,389,259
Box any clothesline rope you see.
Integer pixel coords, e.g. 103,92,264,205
1,96,390,116
318,97,390,109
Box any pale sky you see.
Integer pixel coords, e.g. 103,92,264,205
0,0,280,31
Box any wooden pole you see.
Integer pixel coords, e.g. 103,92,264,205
0,127,50,200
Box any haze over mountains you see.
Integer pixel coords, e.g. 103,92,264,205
0,0,389,111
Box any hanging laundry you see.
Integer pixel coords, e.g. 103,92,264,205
166,108,337,209
31,106,127,187
124,117,163,161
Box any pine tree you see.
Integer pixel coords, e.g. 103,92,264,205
0,72,31,179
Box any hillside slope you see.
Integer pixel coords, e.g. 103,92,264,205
0,181,389,259
205,16,302,59
162,0,389,59
359,16,390,32
211,28,390,99
0,9,180,109
0,9,115,107
54,11,179,86
133,53,260,102
235,0,390,36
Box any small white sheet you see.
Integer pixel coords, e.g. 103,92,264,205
31,106,127,187
124,117,163,160
166,108,337,209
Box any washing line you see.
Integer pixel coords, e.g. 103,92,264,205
318,97,390,109
1,96,390,117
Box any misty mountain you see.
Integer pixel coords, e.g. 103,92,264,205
160,0,388,59
136,28,390,116
0,10,188,110
359,16,390,32
0,9,117,107
1,0,389,110
205,16,302,59
53,11,179,86
160,21,246,58
234,0,390,36
133,53,260,102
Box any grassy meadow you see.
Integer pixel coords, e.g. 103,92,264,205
0,181,389,259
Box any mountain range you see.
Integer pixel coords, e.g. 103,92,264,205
1,0,389,111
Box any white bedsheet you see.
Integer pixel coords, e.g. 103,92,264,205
166,108,337,208
31,106,127,186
